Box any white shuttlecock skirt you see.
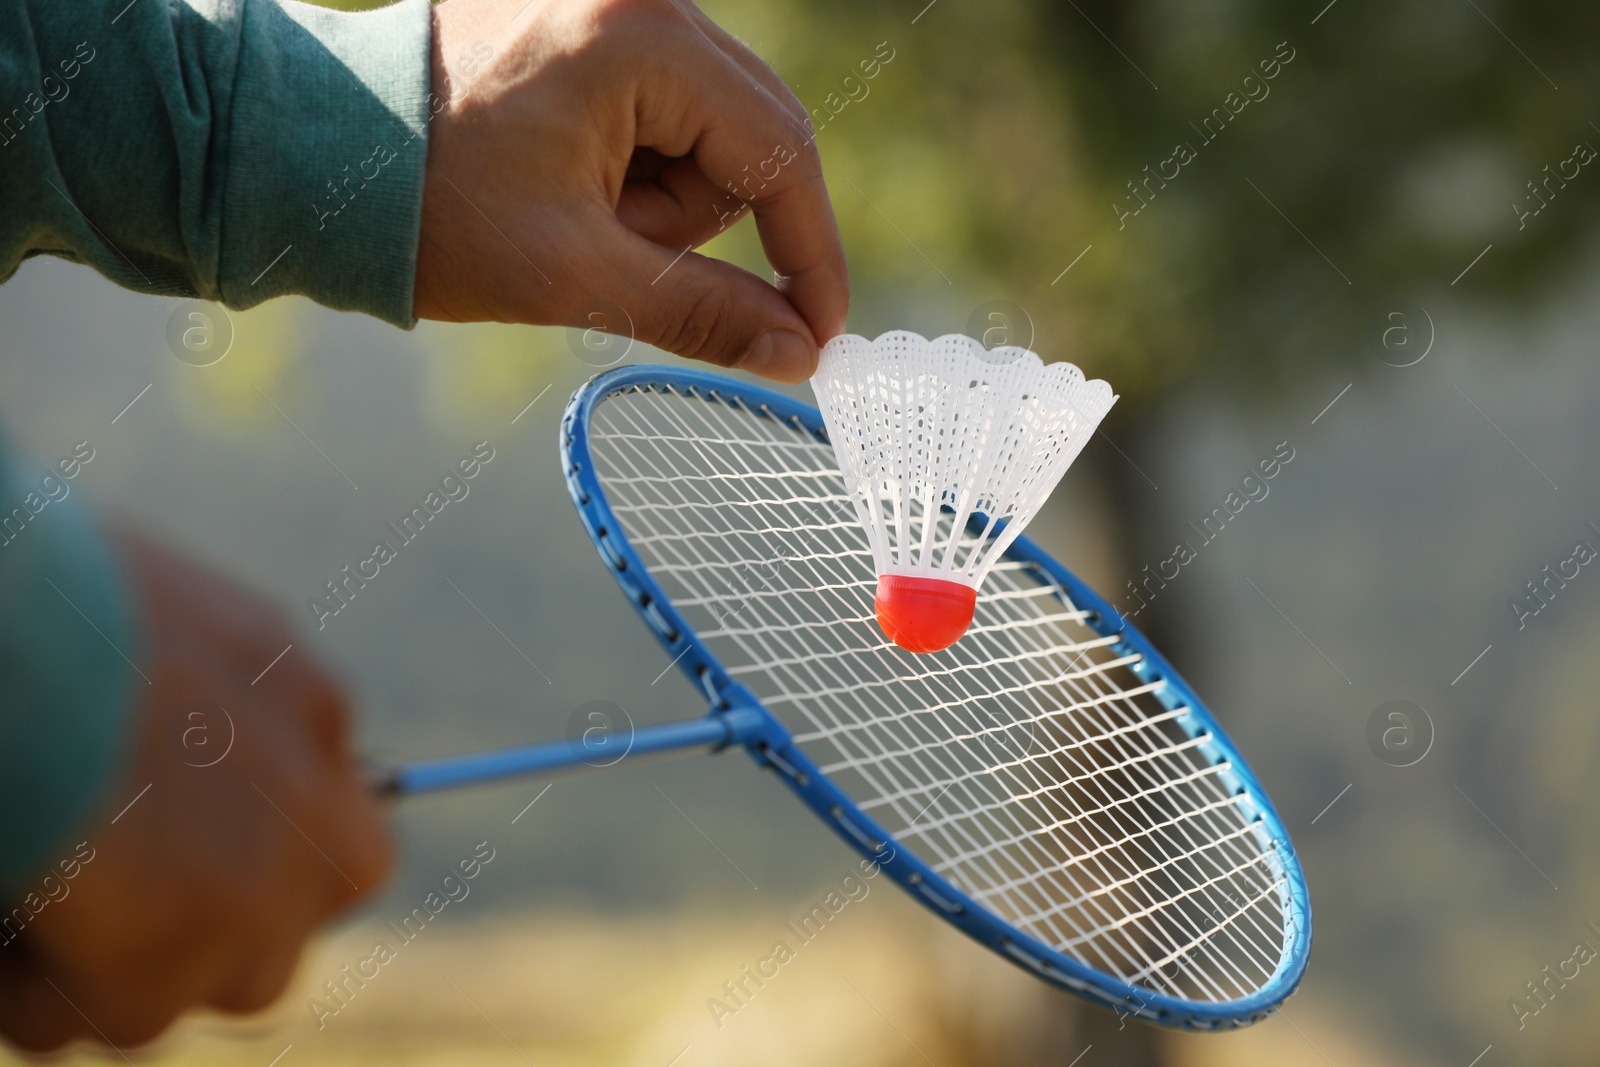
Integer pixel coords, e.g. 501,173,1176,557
812,332,1117,651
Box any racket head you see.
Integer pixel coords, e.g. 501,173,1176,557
560,364,1311,1030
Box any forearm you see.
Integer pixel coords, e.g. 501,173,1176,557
0,0,433,326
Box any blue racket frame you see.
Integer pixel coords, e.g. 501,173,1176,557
394,363,1311,1030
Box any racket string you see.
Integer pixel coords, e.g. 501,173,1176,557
598,396,1215,986
604,390,1280,1004
589,384,1289,1003
691,391,1286,1004
595,388,1280,1004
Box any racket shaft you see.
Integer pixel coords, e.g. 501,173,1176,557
386,712,758,795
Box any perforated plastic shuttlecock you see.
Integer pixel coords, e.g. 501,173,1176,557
811,331,1117,653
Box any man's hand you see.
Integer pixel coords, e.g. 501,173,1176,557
414,0,849,384
0,529,393,1052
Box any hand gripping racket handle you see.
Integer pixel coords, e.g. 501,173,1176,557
374,706,769,797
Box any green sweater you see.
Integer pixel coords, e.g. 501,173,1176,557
0,0,432,895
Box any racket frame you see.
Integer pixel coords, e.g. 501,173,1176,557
560,363,1311,1030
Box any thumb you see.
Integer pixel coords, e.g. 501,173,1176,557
588,224,821,384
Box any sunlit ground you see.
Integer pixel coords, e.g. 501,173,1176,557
2,899,1425,1067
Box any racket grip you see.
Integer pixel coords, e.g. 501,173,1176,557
376,707,766,797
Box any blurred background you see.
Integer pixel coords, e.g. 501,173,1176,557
5,0,1600,1063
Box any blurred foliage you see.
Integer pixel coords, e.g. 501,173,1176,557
1037,0,1600,401
716,0,1600,407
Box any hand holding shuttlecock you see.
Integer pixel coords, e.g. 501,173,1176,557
811,331,1117,653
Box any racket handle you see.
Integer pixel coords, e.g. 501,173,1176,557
375,707,766,797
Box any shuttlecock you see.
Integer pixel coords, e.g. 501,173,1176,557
812,331,1116,653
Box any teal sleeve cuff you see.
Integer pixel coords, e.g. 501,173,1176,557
0,444,140,899
219,0,434,326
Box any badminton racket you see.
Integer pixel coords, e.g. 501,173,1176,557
383,364,1312,1030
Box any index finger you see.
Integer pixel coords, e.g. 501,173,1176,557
642,9,850,343
748,151,850,346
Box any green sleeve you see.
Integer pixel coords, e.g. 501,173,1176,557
0,443,140,898
0,0,435,326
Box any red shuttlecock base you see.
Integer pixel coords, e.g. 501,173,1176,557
875,574,977,654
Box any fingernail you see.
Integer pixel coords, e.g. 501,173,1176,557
743,330,816,383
